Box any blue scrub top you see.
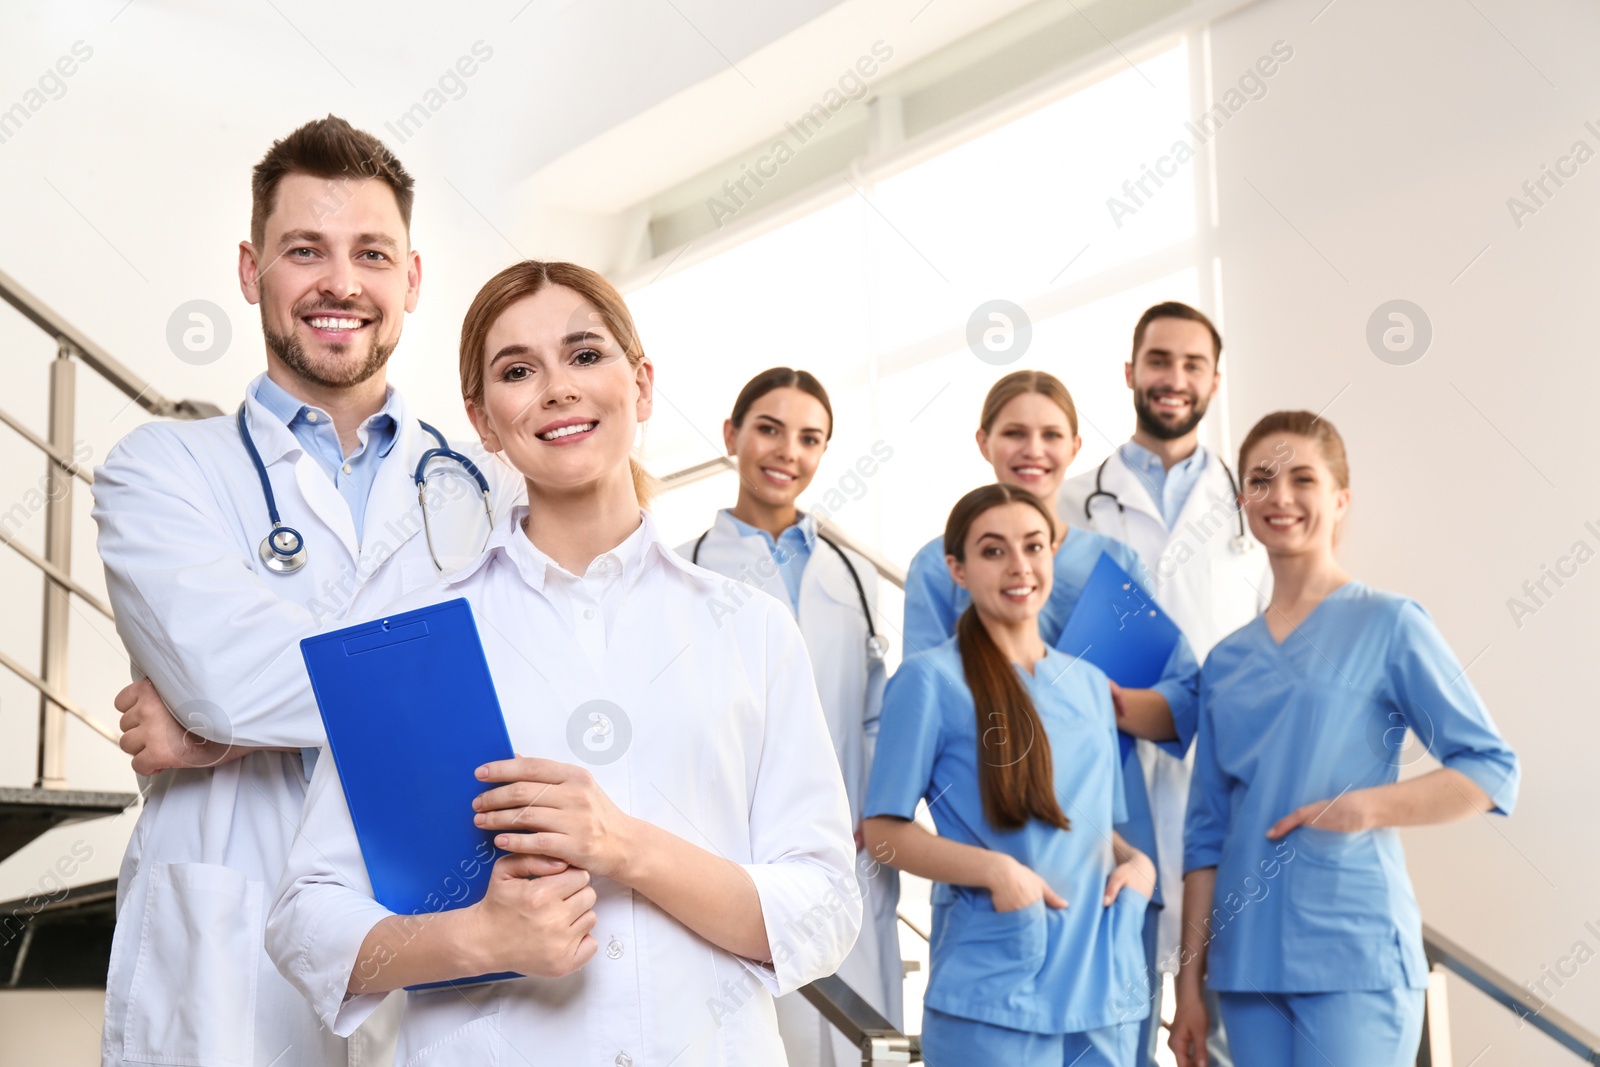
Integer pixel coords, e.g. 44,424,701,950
901,523,1201,900
1184,582,1521,993
865,641,1149,1034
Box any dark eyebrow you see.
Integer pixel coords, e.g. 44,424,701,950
753,413,828,436
975,529,1047,543
355,232,400,253
489,344,531,366
490,332,609,365
1144,345,1213,364
999,421,1067,432
276,228,400,254
277,229,325,248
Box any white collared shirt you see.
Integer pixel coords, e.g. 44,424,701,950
509,512,650,671
268,507,860,1067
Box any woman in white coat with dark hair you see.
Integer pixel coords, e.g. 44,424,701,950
679,366,902,1067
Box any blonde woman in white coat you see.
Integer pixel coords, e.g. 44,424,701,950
679,367,902,1067
267,265,859,1066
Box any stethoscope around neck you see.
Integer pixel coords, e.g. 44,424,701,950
237,405,493,575
1084,451,1252,554
693,525,889,661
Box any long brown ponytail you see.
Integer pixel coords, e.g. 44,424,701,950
944,484,1071,833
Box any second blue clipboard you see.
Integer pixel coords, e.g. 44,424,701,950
300,596,519,989
1055,552,1182,760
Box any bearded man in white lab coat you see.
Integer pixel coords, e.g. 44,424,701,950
1058,302,1270,1067
92,117,520,1067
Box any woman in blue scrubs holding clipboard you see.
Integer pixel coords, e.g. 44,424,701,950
865,483,1155,1065
901,369,1200,1032
901,370,1196,741
1168,412,1520,1067
268,261,860,1066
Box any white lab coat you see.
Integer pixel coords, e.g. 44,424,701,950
680,510,902,1067
91,374,522,1067
267,507,861,1067
1058,447,1270,971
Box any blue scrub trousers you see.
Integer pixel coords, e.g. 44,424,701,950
922,1008,1139,1067
1216,989,1425,1067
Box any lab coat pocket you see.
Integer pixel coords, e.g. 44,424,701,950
397,1010,503,1067
121,862,263,1066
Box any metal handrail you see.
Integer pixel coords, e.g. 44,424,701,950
0,267,221,787
0,268,222,421
1421,923,1600,1064
0,406,92,486
801,974,917,1064
0,527,114,619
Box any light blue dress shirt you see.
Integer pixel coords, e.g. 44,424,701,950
1185,582,1520,994
722,509,815,611
865,641,1148,1034
1119,440,1207,530
253,375,399,541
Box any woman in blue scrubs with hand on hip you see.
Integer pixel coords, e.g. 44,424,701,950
1168,411,1520,1067
865,483,1156,1066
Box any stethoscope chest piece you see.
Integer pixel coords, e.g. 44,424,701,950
239,404,492,577
865,634,889,661
259,524,308,573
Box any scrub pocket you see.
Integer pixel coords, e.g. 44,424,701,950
1107,887,1152,1024
933,894,1050,998
121,862,263,1067
1286,827,1389,942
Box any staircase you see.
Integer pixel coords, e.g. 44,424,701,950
0,266,218,993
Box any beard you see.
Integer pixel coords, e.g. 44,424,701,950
1134,386,1210,440
263,302,394,390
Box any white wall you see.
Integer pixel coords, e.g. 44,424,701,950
1207,0,1600,1061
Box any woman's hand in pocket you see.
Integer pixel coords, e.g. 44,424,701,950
1102,847,1157,906
984,853,1068,913
1266,788,1376,839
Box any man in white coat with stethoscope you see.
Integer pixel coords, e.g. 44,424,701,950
91,117,521,1067
1058,302,1269,1067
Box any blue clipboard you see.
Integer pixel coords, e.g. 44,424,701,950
300,597,519,989
1055,553,1182,760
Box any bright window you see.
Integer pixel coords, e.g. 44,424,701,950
625,40,1201,1042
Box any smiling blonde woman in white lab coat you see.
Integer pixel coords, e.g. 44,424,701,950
267,261,860,1066
678,367,901,1067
